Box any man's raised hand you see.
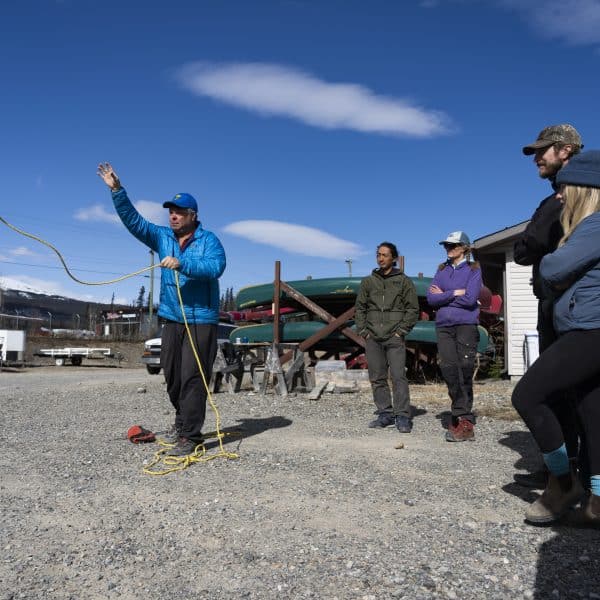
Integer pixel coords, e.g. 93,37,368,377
97,162,122,191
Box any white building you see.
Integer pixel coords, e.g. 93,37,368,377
473,221,538,380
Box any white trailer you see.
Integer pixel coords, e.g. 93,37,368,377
0,330,26,363
35,347,115,366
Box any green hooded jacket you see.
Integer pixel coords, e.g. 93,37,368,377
354,268,419,341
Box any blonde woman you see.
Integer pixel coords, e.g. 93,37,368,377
512,150,600,526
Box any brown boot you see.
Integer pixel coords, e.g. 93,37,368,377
583,494,600,527
525,469,584,525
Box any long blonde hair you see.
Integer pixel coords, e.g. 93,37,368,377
559,185,600,246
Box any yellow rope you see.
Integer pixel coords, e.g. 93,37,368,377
142,271,239,475
0,215,156,284
0,214,238,474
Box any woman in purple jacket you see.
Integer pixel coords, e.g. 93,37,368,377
427,232,483,442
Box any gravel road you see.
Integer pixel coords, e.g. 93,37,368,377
1,367,598,599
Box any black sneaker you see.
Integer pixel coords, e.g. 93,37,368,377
395,415,413,433
166,437,201,457
160,423,180,444
368,412,395,428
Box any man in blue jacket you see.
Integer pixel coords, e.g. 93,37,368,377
98,163,226,456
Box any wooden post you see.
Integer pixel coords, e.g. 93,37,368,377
273,261,281,345
279,305,359,365
279,282,364,348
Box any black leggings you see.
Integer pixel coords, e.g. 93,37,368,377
512,328,600,476
537,302,580,458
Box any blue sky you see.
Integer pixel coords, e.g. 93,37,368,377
1,0,600,305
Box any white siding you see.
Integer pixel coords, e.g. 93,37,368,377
505,246,537,379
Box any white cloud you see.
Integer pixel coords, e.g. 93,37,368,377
75,204,120,224
500,0,600,45
135,200,168,224
74,201,167,225
421,1,600,47
223,220,364,259
10,246,37,257
176,61,453,138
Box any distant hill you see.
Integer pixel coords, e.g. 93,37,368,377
0,286,134,330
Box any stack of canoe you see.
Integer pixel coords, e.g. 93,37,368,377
230,276,489,354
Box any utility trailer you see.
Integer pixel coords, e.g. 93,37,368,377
35,347,115,366
0,330,26,363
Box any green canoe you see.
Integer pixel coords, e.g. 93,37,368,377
229,320,490,354
236,276,433,311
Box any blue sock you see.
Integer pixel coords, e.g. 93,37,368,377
591,475,600,497
542,444,569,476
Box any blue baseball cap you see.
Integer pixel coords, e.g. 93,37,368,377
163,193,198,211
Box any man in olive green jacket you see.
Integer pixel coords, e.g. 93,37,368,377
355,242,419,433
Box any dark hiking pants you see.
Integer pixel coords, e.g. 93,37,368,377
366,335,410,419
161,322,217,443
436,325,479,423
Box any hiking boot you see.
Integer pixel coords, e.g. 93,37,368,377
166,437,201,457
395,415,413,433
445,418,475,442
160,423,180,444
525,469,585,525
368,412,395,428
579,493,600,527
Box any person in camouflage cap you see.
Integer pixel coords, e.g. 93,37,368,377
522,124,583,157
513,123,586,521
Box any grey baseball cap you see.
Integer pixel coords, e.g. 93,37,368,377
439,231,471,246
522,124,583,156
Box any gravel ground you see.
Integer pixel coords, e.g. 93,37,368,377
1,367,599,600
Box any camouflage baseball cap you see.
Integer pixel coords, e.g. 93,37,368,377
522,124,583,156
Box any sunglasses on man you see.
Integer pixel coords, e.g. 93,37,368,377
443,242,461,250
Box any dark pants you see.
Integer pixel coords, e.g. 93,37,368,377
512,329,600,476
366,335,410,418
537,301,580,458
436,325,479,423
161,322,217,443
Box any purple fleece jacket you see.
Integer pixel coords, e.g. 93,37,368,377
426,261,482,327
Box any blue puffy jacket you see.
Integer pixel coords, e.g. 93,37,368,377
540,212,600,334
112,188,226,324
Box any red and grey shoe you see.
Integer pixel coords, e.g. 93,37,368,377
445,418,475,442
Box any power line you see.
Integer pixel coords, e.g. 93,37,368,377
0,247,147,268
0,258,148,277
1,214,129,241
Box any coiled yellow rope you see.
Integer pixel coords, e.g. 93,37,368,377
142,270,239,475
0,215,239,474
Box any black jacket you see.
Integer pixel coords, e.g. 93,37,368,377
513,192,563,300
